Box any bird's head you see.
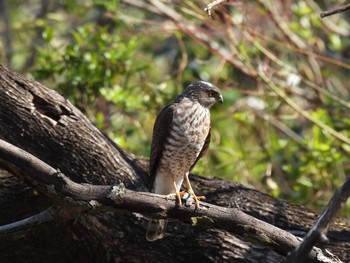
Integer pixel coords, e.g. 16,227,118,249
184,81,223,108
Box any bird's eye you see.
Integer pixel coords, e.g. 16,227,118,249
208,91,215,97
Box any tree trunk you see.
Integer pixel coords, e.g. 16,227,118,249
0,65,349,263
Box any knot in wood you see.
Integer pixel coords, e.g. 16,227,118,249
107,183,126,203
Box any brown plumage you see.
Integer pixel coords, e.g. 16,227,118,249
146,81,223,241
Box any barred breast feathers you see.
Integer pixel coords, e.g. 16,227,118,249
161,99,210,156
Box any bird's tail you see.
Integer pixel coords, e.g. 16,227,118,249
146,218,168,241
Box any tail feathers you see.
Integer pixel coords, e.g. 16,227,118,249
146,219,168,241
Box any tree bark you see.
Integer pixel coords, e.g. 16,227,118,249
0,65,349,262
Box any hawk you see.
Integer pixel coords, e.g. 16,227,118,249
146,81,223,241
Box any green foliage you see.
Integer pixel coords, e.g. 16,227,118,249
34,24,139,105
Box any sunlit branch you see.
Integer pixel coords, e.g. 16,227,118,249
286,176,350,263
0,138,337,262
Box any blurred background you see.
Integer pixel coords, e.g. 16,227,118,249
1,0,350,216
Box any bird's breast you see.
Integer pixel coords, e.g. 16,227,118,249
153,99,210,195
160,100,210,172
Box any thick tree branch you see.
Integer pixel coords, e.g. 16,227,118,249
0,65,149,190
0,138,340,263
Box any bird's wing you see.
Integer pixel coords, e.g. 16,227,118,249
189,127,211,172
149,103,176,189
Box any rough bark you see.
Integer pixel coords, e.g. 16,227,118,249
0,65,349,262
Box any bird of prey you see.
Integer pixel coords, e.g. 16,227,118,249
146,81,223,241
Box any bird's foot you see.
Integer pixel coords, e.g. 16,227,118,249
184,190,205,209
184,173,205,209
166,191,205,208
166,191,186,206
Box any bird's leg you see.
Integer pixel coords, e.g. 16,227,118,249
166,181,183,206
184,173,205,208
173,181,183,206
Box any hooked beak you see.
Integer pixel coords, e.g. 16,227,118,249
217,94,224,103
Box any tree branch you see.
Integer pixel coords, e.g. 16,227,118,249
0,207,58,237
320,3,350,18
286,176,350,263
0,138,340,263
204,0,227,16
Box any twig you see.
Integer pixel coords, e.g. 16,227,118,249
257,0,307,49
204,0,227,16
286,176,350,263
0,207,58,237
146,0,256,77
0,139,339,262
257,71,350,147
320,3,350,18
306,0,349,36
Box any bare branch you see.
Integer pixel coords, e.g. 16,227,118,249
286,176,350,263
306,0,349,36
320,3,350,18
204,0,227,16
0,139,339,263
0,207,58,237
